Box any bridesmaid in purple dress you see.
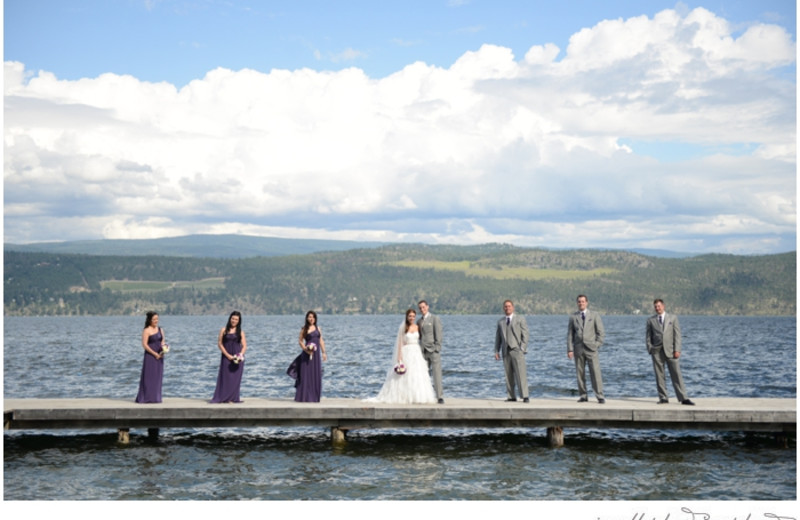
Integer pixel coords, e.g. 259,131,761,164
288,310,327,402
135,311,166,403
210,311,248,403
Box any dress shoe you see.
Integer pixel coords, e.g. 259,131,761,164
597,399,606,404
657,399,669,404
577,397,589,402
437,398,445,404
523,398,529,403
506,398,517,402
681,399,695,406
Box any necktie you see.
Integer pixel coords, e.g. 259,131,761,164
506,317,510,325
658,315,663,327
581,311,585,322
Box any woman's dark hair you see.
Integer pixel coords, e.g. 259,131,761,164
404,308,416,333
144,311,158,329
302,310,318,337
225,310,243,343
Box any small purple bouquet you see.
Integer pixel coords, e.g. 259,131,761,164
161,343,170,354
394,363,406,375
307,343,318,360
232,353,244,364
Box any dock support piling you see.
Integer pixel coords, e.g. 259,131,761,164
331,427,347,447
117,428,130,445
547,426,564,448
147,428,160,440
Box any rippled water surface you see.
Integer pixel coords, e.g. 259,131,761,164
3,314,796,500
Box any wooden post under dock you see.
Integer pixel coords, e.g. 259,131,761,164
331,427,347,448
117,428,130,445
547,426,564,448
4,397,795,447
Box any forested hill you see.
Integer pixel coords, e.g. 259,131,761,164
4,244,795,316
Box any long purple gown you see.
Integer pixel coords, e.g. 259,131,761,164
291,329,322,402
135,328,164,403
210,332,244,403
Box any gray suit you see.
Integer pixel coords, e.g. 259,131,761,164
567,309,605,400
646,313,688,402
495,314,529,400
417,313,443,400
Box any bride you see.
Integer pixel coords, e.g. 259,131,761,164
367,309,436,404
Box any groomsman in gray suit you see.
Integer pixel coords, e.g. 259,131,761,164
646,299,695,405
567,294,606,403
417,300,444,404
495,300,530,402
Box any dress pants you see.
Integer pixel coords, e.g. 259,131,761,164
423,349,444,400
502,347,528,400
575,346,604,400
651,348,688,402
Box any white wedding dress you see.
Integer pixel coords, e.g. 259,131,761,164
367,326,436,404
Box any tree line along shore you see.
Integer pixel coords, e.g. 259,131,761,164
3,244,795,317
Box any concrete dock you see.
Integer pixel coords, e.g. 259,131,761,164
4,397,795,446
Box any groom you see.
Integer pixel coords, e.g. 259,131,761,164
417,300,444,404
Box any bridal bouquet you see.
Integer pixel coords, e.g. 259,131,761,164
232,353,244,364
307,343,317,360
394,363,406,375
161,343,170,354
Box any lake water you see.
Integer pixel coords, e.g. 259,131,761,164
3,314,796,502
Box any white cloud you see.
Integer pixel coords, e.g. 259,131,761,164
523,43,560,65
3,7,796,253
392,38,422,48
329,47,368,63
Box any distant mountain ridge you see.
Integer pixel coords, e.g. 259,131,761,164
4,234,697,259
4,234,387,258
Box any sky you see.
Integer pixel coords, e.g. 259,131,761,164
3,0,797,254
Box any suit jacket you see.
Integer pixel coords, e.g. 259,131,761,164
417,313,442,353
495,314,529,354
567,309,605,353
646,313,681,357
